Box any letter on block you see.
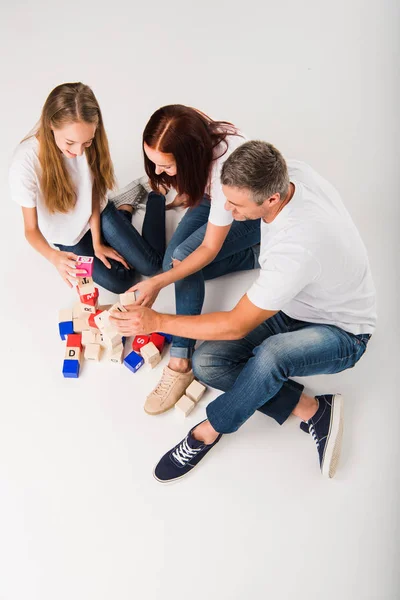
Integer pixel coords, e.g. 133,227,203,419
124,351,144,373
132,335,150,352
175,395,195,417
185,380,206,403
76,256,94,277
109,343,124,364
77,276,95,295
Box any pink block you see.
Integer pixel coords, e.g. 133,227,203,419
76,256,94,277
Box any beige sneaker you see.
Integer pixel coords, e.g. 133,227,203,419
144,367,194,415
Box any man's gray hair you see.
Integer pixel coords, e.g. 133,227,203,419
221,140,290,205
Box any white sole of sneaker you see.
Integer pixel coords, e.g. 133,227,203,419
322,393,344,478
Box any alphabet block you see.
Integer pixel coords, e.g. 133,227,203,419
140,342,161,368
65,346,82,361
79,288,99,306
73,317,89,333
157,332,173,344
120,291,136,306
80,303,97,314
73,302,84,318
84,343,102,361
132,335,150,352
88,310,103,329
94,310,111,331
59,309,73,322
150,332,165,353
62,359,80,378
185,380,206,403
110,302,127,313
109,343,124,364
103,327,122,349
59,320,74,340
82,330,97,346
77,276,95,295
124,351,144,373
76,255,94,277
66,333,82,349
175,395,195,417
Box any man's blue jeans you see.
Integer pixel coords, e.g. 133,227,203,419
163,197,261,359
192,311,371,433
57,194,166,294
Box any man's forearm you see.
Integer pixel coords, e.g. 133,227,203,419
157,310,244,341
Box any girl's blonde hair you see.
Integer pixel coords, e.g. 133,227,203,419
34,82,115,213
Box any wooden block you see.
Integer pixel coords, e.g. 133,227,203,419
95,332,107,347
76,256,94,277
103,327,122,349
120,291,136,306
150,332,165,353
58,321,74,340
80,303,97,314
66,333,82,349
98,304,112,311
65,346,82,361
82,330,97,346
185,380,206,403
140,342,160,364
175,395,195,417
124,351,144,373
148,353,161,369
73,302,84,318
73,317,90,333
77,276,95,295
59,308,73,322
109,302,127,313
79,288,99,306
88,310,103,329
132,335,150,352
109,343,124,364
62,359,80,378
84,343,102,361
94,310,111,331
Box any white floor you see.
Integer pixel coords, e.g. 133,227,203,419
0,2,399,599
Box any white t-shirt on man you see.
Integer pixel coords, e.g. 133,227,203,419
9,136,105,246
247,160,377,335
207,131,247,227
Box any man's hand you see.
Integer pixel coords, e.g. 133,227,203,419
109,305,161,336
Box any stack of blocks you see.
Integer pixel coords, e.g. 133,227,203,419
175,380,207,417
58,257,172,378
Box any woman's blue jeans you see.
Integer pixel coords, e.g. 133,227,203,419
57,194,166,294
192,311,371,433
163,197,261,359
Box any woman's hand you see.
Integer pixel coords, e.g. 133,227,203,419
166,193,189,210
128,277,162,308
94,243,129,270
50,250,86,288
109,305,161,336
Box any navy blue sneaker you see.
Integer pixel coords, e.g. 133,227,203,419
307,394,344,478
153,422,222,483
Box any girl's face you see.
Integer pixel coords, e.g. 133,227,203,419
144,142,177,176
52,121,97,158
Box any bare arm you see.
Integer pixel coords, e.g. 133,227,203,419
111,293,277,340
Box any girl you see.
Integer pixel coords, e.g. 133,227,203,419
9,82,166,294
119,104,261,414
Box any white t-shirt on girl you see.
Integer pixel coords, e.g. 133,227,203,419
207,131,247,227
9,136,104,246
247,160,377,335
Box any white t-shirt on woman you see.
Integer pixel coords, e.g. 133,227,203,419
9,136,105,246
207,131,247,227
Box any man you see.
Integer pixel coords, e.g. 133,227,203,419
111,141,376,483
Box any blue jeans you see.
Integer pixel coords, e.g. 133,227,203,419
192,311,371,433
163,197,261,359
57,194,166,294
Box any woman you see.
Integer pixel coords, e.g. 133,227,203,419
122,105,261,414
9,82,166,294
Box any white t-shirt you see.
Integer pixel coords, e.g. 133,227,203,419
247,160,377,335
207,131,247,227
9,136,104,246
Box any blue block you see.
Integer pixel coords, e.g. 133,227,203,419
122,336,127,346
157,332,173,344
59,321,74,340
62,359,80,378
124,351,144,374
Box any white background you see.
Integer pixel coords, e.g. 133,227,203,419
0,1,399,599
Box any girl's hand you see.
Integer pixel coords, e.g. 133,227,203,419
94,244,130,270
128,278,162,308
51,251,86,288
166,193,189,211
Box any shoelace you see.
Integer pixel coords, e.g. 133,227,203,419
172,437,203,466
152,370,177,398
308,422,320,448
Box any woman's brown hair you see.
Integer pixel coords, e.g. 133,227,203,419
35,82,115,213
143,105,240,208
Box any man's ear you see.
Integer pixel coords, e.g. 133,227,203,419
267,192,281,208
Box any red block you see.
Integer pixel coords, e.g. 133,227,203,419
88,310,103,329
66,333,82,349
78,287,99,305
150,332,166,353
132,335,150,352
